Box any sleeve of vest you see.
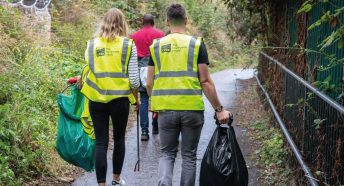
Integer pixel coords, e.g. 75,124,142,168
128,43,140,89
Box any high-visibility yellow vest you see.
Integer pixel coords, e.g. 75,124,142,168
80,65,95,139
80,98,95,140
149,33,204,111
81,37,135,104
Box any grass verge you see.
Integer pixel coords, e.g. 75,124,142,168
232,78,292,185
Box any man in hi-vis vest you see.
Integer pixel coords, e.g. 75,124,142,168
146,4,231,186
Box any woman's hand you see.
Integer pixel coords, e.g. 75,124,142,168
135,100,141,112
148,99,152,112
76,76,82,89
215,110,232,124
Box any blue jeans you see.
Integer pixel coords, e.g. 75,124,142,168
140,90,149,132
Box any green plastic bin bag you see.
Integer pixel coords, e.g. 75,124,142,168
56,84,95,171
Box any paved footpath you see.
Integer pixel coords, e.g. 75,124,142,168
73,69,258,186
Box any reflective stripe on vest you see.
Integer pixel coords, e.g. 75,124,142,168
153,37,198,81
150,34,204,111
154,71,198,79
88,38,130,78
152,89,202,96
153,37,197,77
81,37,133,103
152,36,201,96
85,78,131,95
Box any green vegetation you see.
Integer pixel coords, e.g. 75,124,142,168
0,51,69,184
0,7,72,185
182,0,259,72
250,120,290,185
252,120,285,164
222,0,343,101
233,81,292,185
298,0,344,51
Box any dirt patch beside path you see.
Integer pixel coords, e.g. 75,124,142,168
232,78,292,186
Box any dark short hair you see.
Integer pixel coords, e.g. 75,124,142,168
166,4,186,25
143,14,154,26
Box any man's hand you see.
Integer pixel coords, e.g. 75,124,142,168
215,110,232,124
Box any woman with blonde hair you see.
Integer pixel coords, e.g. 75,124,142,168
79,8,140,186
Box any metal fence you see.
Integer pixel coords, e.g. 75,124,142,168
307,0,344,101
287,0,344,100
258,52,344,185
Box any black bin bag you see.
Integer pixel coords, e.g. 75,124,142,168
200,119,248,186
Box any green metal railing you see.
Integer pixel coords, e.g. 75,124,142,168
258,0,344,184
259,52,344,185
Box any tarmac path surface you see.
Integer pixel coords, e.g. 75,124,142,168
73,69,258,186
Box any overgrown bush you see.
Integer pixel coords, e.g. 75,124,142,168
51,0,97,58
182,0,258,71
0,5,84,184
0,6,31,69
0,47,84,184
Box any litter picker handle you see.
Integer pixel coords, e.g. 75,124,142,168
60,84,73,94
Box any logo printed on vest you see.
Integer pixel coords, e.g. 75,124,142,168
161,44,171,53
106,48,119,56
96,48,105,57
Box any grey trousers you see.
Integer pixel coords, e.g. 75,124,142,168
158,111,204,186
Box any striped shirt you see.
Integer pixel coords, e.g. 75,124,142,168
128,44,140,89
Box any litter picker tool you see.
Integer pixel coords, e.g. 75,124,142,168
134,109,140,172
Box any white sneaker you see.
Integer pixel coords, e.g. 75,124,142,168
112,178,126,186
